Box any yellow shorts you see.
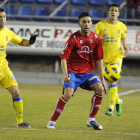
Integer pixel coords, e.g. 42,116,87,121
103,57,123,70
0,67,18,89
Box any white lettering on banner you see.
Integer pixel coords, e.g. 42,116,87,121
5,24,140,57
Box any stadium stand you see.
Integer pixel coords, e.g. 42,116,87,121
36,0,53,4
0,0,138,25
2,5,15,20
89,9,104,23
34,6,50,21
17,6,33,20
72,0,88,5
8,0,19,2
54,0,71,4
89,0,106,6
20,0,35,3
69,8,85,22
106,0,124,6
51,7,67,22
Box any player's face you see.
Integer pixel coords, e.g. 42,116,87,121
108,6,120,20
78,16,92,35
0,12,6,29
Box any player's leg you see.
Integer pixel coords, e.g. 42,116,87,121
105,57,123,116
87,82,104,130
46,87,74,129
2,67,30,127
80,73,104,130
47,72,79,129
105,82,117,116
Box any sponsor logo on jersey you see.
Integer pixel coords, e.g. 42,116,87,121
77,46,93,54
104,29,107,31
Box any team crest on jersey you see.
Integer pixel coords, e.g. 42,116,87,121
90,39,93,43
80,40,83,44
6,36,8,41
118,30,120,34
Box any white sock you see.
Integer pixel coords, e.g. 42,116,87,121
88,117,95,122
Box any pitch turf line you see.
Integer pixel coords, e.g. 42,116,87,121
0,128,140,136
0,88,140,95
118,89,140,96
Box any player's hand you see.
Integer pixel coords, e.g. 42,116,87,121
101,33,108,40
64,74,71,83
29,35,38,45
102,78,107,94
124,46,128,54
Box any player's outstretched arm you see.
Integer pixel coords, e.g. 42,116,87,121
96,60,107,94
19,35,38,46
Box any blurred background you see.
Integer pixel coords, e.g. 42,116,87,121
0,0,140,88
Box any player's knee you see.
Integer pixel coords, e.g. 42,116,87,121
11,89,20,98
63,89,73,101
96,86,104,95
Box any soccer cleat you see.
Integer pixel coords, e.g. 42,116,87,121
105,108,113,116
46,121,55,129
17,122,31,128
116,99,123,116
87,120,103,130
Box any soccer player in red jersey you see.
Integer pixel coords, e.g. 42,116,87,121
46,12,107,130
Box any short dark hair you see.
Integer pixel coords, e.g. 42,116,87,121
109,4,119,10
78,12,91,20
0,8,5,12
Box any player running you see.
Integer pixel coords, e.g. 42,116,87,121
0,8,37,128
94,4,128,116
46,12,107,130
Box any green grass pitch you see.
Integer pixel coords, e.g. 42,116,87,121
0,84,140,140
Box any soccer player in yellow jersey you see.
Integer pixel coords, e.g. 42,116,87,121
0,8,37,127
94,4,128,116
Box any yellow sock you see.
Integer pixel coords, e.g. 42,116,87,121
13,96,23,124
109,85,117,110
116,93,120,104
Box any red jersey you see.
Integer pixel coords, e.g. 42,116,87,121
60,31,103,74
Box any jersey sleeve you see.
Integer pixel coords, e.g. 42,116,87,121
60,36,75,60
121,24,127,39
93,35,104,60
8,30,22,45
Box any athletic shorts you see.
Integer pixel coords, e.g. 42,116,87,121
63,71,101,95
103,57,123,69
0,67,18,89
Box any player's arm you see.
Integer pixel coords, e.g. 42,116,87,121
61,59,71,83
96,60,107,94
19,35,38,46
121,38,128,54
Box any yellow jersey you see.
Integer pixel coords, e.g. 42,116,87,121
94,19,127,63
0,27,22,71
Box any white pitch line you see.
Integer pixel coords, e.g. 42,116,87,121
0,128,140,136
118,89,140,96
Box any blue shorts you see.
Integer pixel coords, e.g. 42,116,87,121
63,71,101,95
